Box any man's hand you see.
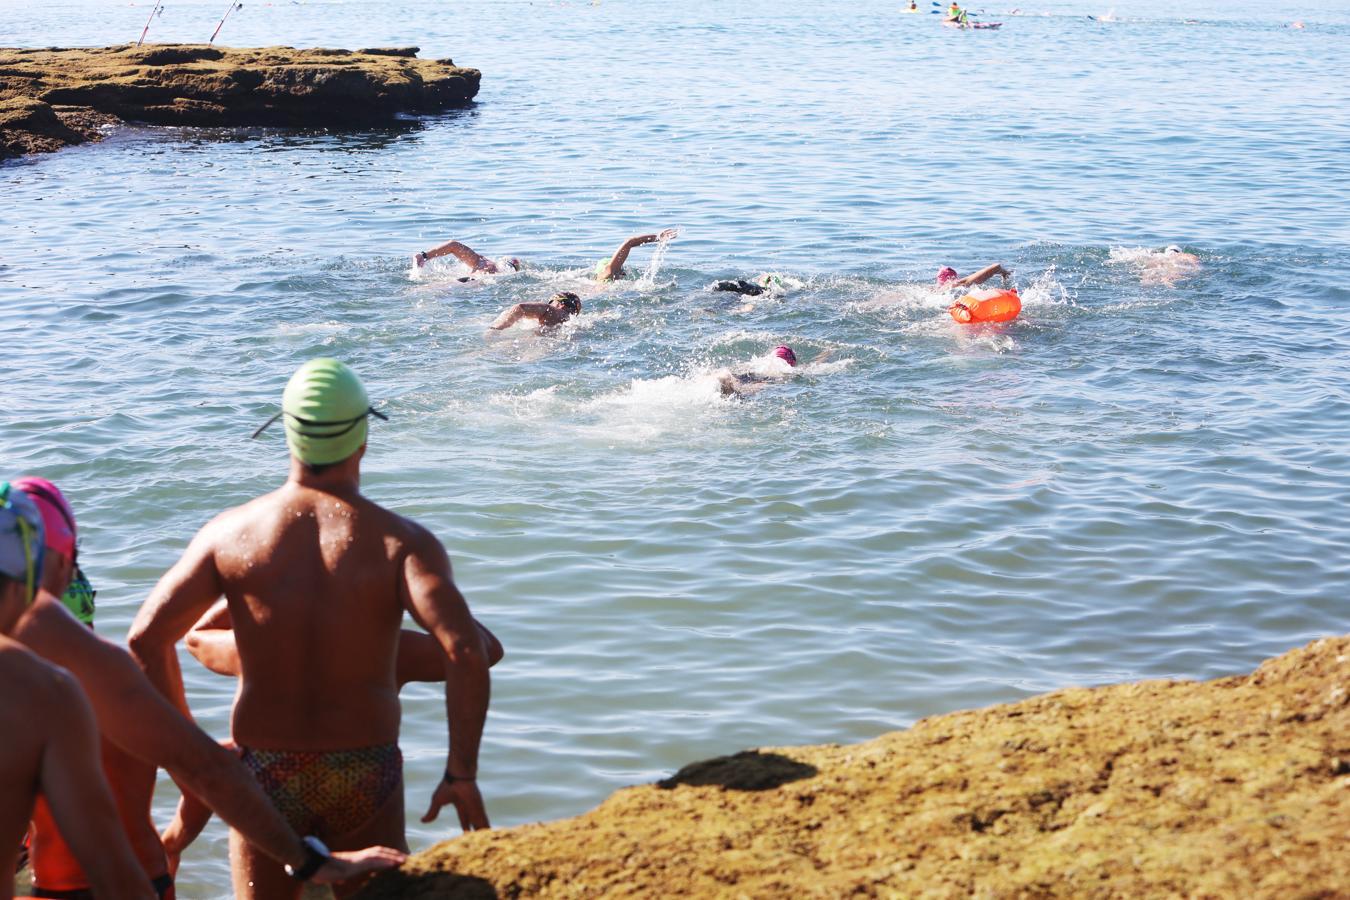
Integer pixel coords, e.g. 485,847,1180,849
310,846,408,885
657,227,678,242
421,777,490,832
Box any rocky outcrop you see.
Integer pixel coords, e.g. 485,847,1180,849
358,636,1350,898
0,44,480,160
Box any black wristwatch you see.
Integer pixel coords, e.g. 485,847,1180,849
284,836,330,882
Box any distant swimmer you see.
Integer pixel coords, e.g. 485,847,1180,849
711,273,790,297
1140,245,1201,286
0,485,156,900
414,239,522,279
596,228,678,282
489,291,582,331
717,345,798,397
936,262,1013,289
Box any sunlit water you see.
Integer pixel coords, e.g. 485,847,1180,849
3,0,1350,895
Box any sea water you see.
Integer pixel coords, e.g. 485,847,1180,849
2,0,1349,895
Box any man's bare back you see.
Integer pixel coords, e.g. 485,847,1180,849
207,483,423,750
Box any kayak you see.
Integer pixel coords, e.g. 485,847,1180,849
943,20,1003,28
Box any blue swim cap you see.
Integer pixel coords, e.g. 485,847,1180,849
0,482,45,605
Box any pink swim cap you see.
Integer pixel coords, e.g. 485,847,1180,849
937,266,958,285
774,345,797,367
11,476,76,559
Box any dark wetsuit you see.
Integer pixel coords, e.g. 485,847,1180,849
713,279,766,297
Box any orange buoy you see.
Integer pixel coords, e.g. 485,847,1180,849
949,287,1021,324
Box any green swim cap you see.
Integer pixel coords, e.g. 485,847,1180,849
278,359,382,466
61,566,95,626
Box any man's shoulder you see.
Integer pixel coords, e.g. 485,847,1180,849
0,635,78,699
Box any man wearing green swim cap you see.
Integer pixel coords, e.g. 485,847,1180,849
131,357,494,899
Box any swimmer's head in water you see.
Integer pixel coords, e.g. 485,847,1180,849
1164,245,1182,255
937,266,959,285
0,482,44,606
507,258,523,271
252,358,388,466
551,292,582,314
774,345,798,367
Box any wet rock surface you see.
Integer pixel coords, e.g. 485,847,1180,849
0,44,479,160
359,636,1350,898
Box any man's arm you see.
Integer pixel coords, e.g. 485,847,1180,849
38,665,157,900
954,263,1011,288
490,303,552,330
183,599,239,677
418,240,492,271
399,528,491,832
596,228,677,281
397,622,503,685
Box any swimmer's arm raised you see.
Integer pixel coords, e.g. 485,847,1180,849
421,240,493,272
401,528,491,831
953,263,1011,288
597,228,676,281
39,666,156,900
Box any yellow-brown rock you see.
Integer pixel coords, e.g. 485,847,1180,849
0,44,479,159
358,636,1350,898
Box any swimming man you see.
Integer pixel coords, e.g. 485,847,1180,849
596,229,678,282
413,240,520,276
717,345,799,397
1,484,156,900
490,291,581,330
129,358,493,900
937,263,1013,289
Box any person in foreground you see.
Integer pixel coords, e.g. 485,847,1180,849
595,228,678,282
129,358,493,900
0,485,155,900
717,345,799,397
413,240,521,276
489,291,582,331
6,478,404,897
936,263,1012,289
15,476,178,900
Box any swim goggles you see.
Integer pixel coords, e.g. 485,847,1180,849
251,407,389,440
0,482,44,606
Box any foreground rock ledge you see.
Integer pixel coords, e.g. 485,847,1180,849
0,44,480,160
359,637,1350,898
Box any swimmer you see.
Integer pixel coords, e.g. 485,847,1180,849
1140,244,1201,286
489,291,582,331
413,239,521,277
596,228,678,282
160,599,504,871
937,263,1013,289
129,358,491,899
716,345,798,397
6,476,404,896
711,273,789,298
0,484,155,900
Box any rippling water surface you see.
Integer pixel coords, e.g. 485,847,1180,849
4,0,1350,894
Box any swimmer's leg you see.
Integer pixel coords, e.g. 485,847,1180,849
229,828,303,900
327,778,408,900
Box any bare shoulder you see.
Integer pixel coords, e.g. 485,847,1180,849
372,503,451,568
0,637,81,712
